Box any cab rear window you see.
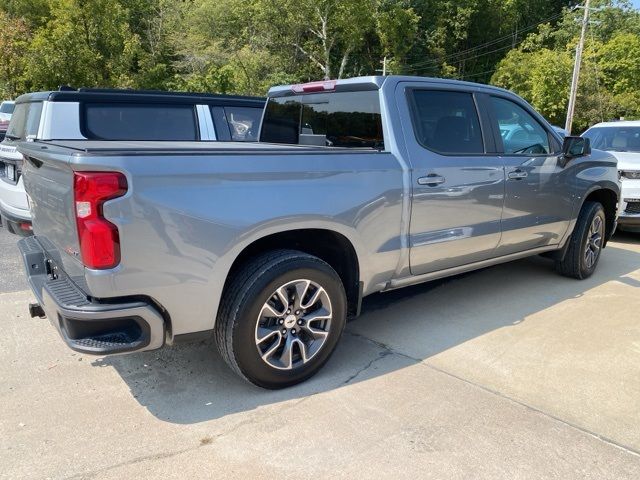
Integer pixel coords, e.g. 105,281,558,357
82,103,198,140
260,90,384,149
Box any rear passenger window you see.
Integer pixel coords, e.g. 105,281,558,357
5,102,43,140
83,103,198,140
224,106,262,141
409,90,484,154
490,97,551,155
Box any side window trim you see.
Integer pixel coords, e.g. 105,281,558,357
406,87,489,157
489,94,556,156
210,106,232,141
475,93,499,154
196,104,216,140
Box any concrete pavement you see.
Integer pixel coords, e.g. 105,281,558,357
1,227,639,479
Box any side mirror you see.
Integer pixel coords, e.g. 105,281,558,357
562,136,591,159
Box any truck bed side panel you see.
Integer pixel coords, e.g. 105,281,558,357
24,146,405,336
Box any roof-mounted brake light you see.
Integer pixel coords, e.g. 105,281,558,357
291,80,337,94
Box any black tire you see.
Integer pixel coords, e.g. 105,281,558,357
556,201,606,279
215,249,347,389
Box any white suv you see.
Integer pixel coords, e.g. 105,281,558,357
0,89,264,235
0,100,14,122
583,121,640,232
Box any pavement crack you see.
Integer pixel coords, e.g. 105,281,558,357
64,446,195,480
344,330,421,363
343,350,391,385
342,330,422,385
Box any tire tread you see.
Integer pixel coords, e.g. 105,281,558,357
556,201,604,279
215,249,338,386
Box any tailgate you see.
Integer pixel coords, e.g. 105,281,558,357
19,144,85,283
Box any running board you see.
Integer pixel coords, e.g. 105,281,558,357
383,245,559,291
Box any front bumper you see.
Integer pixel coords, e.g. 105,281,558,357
617,215,640,231
18,236,165,355
618,178,640,232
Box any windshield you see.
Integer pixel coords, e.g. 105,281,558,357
260,90,384,149
0,102,15,114
5,102,43,140
583,126,640,153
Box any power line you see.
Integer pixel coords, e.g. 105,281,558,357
402,10,565,73
404,41,525,74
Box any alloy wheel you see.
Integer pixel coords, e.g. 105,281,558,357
584,214,604,269
254,279,332,370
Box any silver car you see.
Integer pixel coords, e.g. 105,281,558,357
17,76,620,388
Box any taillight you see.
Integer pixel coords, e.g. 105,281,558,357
291,80,336,93
73,172,127,269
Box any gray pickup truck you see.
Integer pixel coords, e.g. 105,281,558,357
17,76,620,389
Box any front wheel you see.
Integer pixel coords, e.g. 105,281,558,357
215,250,347,389
556,201,606,279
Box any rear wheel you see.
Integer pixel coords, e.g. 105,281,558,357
556,201,606,279
215,250,347,389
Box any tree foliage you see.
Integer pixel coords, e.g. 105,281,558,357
492,0,640,131
0,0,578,96
0,11,31,98
1,0,639,134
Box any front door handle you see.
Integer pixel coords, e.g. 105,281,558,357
508,169,528,180
417,174,445,186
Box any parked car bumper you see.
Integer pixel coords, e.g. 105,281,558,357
0,204,32,236
18,236,166,355
618,179,640,232
0,168,32,235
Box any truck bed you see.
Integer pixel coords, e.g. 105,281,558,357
18,139,405,339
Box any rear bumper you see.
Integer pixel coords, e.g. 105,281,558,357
0,205,32,236
18,236,165,355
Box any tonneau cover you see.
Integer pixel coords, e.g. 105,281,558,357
23,140,353,154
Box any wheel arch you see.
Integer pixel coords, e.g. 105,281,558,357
581,186,619,246
221,227,363,320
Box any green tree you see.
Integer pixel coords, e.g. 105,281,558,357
0,11,32,97
492,1,640,131
0,0,51,28
376,3,420,74
597,32,640,117
25,0,142,90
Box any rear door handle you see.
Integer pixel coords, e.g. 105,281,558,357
508,169,528,180
417,174,445,186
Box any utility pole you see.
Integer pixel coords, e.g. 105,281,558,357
565,0,591,135
376,56,388,76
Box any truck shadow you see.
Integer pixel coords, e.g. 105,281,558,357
93,233,640,424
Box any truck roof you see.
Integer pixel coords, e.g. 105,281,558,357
14,88,265,107
267,75,515,98
588,120,640,128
